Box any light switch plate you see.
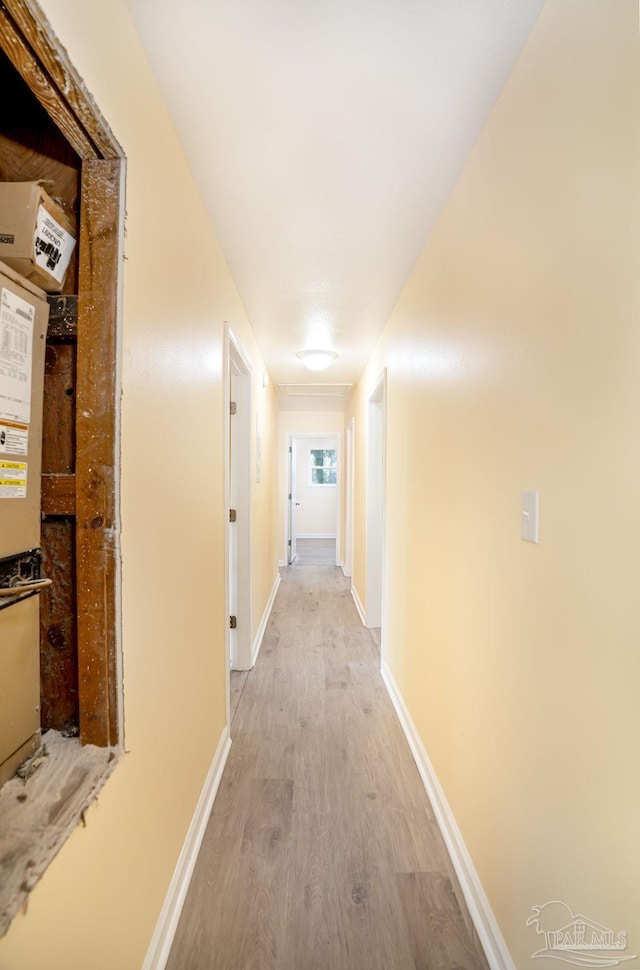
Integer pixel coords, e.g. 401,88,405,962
521,490,539,543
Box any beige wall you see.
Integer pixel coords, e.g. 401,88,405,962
347,1,640,965
251,373,279,639
0,2,278,968
277,410,345,564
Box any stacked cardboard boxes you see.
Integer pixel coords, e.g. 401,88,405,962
0,181,76,293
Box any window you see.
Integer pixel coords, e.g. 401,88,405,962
309,448,337,485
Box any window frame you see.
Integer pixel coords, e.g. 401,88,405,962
307,447,338,487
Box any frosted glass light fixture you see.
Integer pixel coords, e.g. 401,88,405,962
296,349,338,372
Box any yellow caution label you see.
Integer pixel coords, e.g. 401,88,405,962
0,460,27,497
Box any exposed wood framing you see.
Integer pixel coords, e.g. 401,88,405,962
0,0,121,159
39,519,78,731
0,2,123,747
41,474,76,516
0,6,94,158
76,159,121,746
46,296,78,338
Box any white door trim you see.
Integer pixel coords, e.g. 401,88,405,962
366,371,386,637
344,416,355,578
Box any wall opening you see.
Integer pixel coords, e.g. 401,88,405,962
0,0,124,934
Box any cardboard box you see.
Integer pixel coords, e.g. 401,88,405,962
0,260,49,785
0,182,76,293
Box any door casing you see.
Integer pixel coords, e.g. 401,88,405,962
366,372,386,636
344,417,355,578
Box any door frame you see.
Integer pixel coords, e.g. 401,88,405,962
344,416,355,578
366,371,386,633
224,327,252,689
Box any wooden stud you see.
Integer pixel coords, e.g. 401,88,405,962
41,474,76,517
39,518,78,732
76,157,121,747
46,296,78,339
42,342,75,475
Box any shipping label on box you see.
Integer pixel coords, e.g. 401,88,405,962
34,204,76,285
0,182,76,292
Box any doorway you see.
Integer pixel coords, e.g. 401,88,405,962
287,436,298,565
226,329,251,675
287,433,341,567
366,374,386,636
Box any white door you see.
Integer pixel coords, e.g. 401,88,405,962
287,436,297,564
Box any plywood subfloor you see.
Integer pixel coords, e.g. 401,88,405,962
168,563,489,970
0,730,117,936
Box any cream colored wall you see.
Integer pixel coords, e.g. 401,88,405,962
278,410,345,563
0,2,277,969
347,1,640,965
251,373,279,636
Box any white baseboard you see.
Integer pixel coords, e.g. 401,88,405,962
251,572,281,666
278,559,286,567
351,585,366,626
380,661,514,970
339,561,350,577
296,533,336,539
142,726,232,970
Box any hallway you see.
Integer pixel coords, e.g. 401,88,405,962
166,563,489,970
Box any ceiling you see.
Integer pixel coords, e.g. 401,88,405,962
126,0,543,396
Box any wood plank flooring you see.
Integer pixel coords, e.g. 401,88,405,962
293,537,337,565
167,563,489,970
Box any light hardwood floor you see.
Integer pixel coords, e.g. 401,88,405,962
167,563,489,970
293,537,337,565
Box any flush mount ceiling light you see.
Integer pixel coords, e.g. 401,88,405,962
296,349,338,372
